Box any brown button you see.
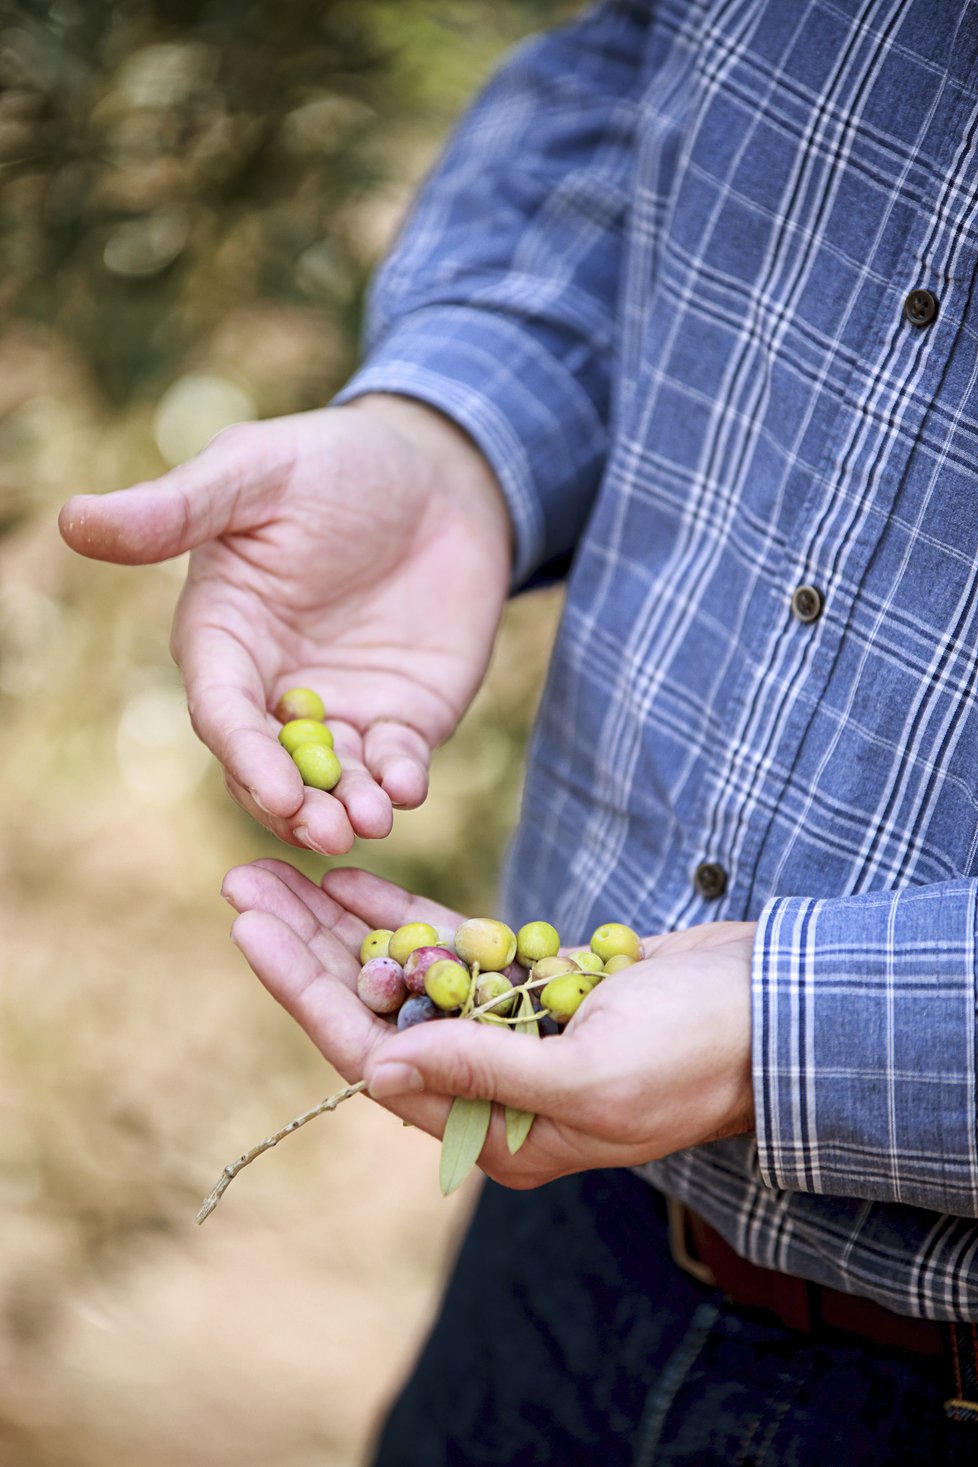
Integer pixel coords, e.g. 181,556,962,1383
693,861,727,901
904,289,938,327
791,584,823,623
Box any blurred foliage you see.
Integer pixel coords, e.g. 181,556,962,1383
0,5,570,1465
0,0,572,406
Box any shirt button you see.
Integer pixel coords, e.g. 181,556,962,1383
904,288,938,327
791,584,823,623
693,861,728,901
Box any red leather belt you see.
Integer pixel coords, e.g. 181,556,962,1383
668,1198,944,1358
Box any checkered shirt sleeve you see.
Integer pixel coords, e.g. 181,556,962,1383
335,1,647,586
755,883,978,1215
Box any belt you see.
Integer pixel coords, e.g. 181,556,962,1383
667,1198,978,1423
667,1197,944,1357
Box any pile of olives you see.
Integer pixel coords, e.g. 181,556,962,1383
274,687,342,791
356,915,644,1031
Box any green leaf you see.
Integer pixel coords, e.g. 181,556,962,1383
505,990,539,1154
514,989,540,1037
504,1104,535,1154
439,1096,492,1197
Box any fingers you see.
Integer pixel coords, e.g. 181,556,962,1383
223,858,569,1113
177,608,399,844
224,766,356,853
325,727,398,840
220,717,396,851
222,859,368,979
223,863,642,1181
177,619,307,821
230,908,367,1067
58,421,280,565
229,907,449,1134
363,721,431,809
362,1012,580,1117
321,867,463,934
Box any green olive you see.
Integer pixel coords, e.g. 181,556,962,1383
278,718,334,755
274,687,326,723
360,928,393,964
590,922,643,964
603,953,634,975
530,955,580,981
567,949,605,976
454,918,517,972
516,920,561,967
424,958,471,1012
388,922,440,967
292,743,342,791
475,972,516,1015
539,973,594,1022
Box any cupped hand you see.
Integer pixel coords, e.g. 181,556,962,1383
220,860,756,1189
59,395,512,853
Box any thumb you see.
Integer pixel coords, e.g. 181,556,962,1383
58,421,284,565
363,1016,577,1115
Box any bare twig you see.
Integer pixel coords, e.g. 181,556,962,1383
195,970,565,1225
195,1079,366,1224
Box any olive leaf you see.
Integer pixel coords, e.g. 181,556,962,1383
504,989,538,1155
514,987,540,1035
439,1095,492,1196
504,1105,535,1154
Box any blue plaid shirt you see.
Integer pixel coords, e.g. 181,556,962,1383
337,0,978,1321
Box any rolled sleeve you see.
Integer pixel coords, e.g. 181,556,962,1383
753,882,978,1216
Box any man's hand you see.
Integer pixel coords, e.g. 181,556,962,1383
58,395,512,853
221,860,755,1189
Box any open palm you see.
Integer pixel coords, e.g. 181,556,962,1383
60,397,511,851
221,858,756,1190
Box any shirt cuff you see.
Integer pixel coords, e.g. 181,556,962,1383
752,881,978,1214
332,305,609,589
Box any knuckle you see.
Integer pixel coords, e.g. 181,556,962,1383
222,723,253,759
447,1048,492,1100
174,484,196,545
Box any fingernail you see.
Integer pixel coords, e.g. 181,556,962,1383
248,786,272,814
368,1063,424,1099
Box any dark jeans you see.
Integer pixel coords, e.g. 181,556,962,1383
370,1170,975,1466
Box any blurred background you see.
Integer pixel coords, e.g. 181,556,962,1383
0,3,571,1463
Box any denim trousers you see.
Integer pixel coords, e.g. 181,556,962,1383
370,1169,976,1466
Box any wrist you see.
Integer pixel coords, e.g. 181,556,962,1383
644,919,756,1146
687,928,755,1146
709,966,755,1143
344,392,514,558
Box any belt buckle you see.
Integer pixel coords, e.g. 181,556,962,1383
666,1195,717,1288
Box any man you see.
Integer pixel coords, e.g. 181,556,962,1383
61,0,978,1460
